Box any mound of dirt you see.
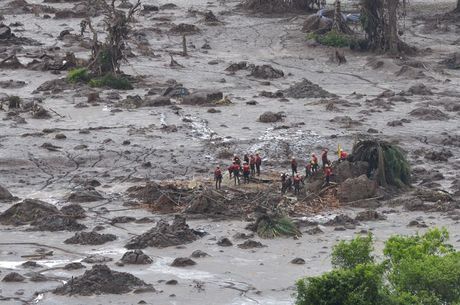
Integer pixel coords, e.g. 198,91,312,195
60,204,86,219
64,231,117,245
0,184,14,201
170,23,200,34
171,257,196,267
425,149,453,162
338,175,377,203
30,215,87,231
355,210,387,221
185,190,232,216
217,237,233,247
2,272,25,282
250,65,284,79
151,194,179,214
182,91,223,105
405,83,433,95
282,79,335,99
54,265,152,295
125,215,199,249
237,240,266,249
67,189,104,203
120,250,153,265
0,199,59,225
127,182,191,205
409,107,449,120
258,111,284,123
225,61,248,72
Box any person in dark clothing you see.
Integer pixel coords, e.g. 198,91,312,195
324,164,332,186
281,173,289,194
249,154,256,176
214,166,223,189
242,162,251,184
233,162,241,185
255,153,262,176
305,163,312,178
321,148,329,169
228,163,234,179
291,157,298,176
233,155,241,167
243,154,250,164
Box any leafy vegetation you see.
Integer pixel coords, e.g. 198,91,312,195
307,31,351,48
67,68,90,83
296,228,460,305
255,215,301,239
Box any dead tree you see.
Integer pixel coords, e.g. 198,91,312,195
360,0,410,54
85,0,141,75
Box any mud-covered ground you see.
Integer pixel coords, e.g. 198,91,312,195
0,0,459,304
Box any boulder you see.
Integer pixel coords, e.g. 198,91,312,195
258,111,284,123
290,258,306,265
171,257,196,267
120,250,153,264
0,199,59,225
2,272,25,282
0,184,14,201
334,161,369,183
191,250,209,258
217,237,233,247
67,190,104,203
249,65,284,79
355,210,387,221
64,231,117,245
338,175,377,203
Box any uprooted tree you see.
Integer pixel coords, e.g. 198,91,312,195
86,0,141,75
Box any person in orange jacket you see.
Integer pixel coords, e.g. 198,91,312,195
255,153,262,176
293,174,303,195
249,154,256,176
324,164,332,186
232,162,241,185
291,157,298,177
339,149,348,162
311,153,319,173
242,162,251,184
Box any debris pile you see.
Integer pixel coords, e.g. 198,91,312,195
282,79,336,99
64,231,117,245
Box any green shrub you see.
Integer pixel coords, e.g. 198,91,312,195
256,215,301,239
331,233,374,269
89,74,133,90
67,68,90,83
317,31,350,47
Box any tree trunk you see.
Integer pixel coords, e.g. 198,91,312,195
384,0,400,54
457,0,460,12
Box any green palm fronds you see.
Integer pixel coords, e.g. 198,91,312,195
256,215,302,239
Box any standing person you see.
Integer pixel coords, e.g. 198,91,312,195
233,154,241,167
249,154,256,176
243,154,250,164
281,173,288,194
255,153,262,176
305,163,312,178
291,157,298,177
228,162,234,179
311,153,319,173
214,166,223,189
242,162,250,184
321,149,329,169
293,174,303,195
233,162,241,185
339,149,348,162
324,164,332,186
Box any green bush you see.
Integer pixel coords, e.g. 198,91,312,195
295,228,460,305
256,215,301,239
67,68,90,83
318,31,350,47
331,234,374,269
89,74,133,90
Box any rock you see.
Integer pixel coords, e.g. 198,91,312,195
334,161,369,183
0,199,59,226
305,226,323,235
233,232,255,239
355,210,387,221
325,214,357,226
64,231,117,245
21,261,43,268
60,204,86,218
282,79,335,99
191,250,209,258
415,189,453,203
120,250,153,265
402,197,427,211
367,128,379,133
217,237,233,247
125,215,200,249
165,279,178,285
337,175,377,203
290,258,306,265
409,107,448,120
424,149,453,162
170,23,200,35
111,216,136,224
0,184,14,201
406,83,433,95
258,111,284,123
249,64,284,79
143,4,159,11
171,257,196,267
160,3,178,9
142,96,171,107
2,272,25,282
225,61,247,72
67,189,104,203
55,133,66,139
182,91,223,105
0,24,13,40
81,255,113,264
54,265,152,295
63,262,85,270
30,214,87,231
237,240,266,249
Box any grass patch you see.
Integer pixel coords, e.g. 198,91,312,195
307,31,351,48
67,68,90,83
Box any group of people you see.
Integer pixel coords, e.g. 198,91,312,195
213,153,262,189
213,147,349,192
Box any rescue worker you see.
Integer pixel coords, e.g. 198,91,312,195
282,174,292,194
233,162,241,185
228,162,234,179
311,153,319,173
249,154,256,176
305,163,312,178
324,164,332,186
291,157,298,177
233,154,241,167
243,154,250,164
339,149,348,162
321,148,329,169
214,166,223,189
242,162,251,184
281,173,288,194
293,174,303,195
255,153,262,176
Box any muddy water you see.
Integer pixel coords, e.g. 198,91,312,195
1,0,459,303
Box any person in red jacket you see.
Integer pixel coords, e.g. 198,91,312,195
324,164,332,186
339,149,348,162
228,163,234,179
255,153,262,176
321,148,329,169
311,153,319,173
293,174,303,195
249,154,256,176
242,162,251,184
214,166,223,189
291,157,298,177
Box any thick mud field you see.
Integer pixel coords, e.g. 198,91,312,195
0,0,459,304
